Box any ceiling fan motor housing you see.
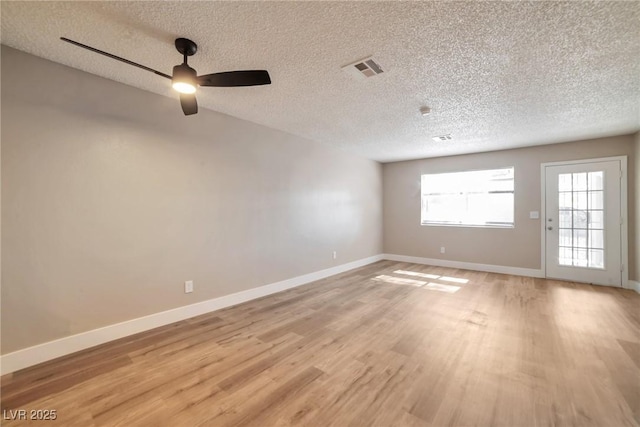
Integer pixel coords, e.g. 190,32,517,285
172,63,197,85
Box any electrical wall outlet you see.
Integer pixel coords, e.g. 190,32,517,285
440,247,446,254
184,280,194,293
332,251,337,260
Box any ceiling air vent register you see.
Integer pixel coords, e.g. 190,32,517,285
432,134,453,142
341,56,384,80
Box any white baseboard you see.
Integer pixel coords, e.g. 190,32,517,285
625,280,640,294
2,252,628,375
383,253,545,278
0,254,384,375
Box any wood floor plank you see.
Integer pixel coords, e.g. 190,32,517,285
2,261,639,426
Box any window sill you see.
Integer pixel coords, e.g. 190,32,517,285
420,223,514,229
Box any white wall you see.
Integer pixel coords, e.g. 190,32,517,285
0,46,383,354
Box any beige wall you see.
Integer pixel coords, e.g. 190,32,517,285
383,135,637,279
1,47,383,354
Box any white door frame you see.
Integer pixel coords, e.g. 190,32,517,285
540,156,628,288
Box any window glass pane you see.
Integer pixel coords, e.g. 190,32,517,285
589,249,604,269
573,248,588,266
558,174,572,191
573,173,587,191
589,191,603,209
490,178,514,192
559,210,572,228
423,194,466,224
573,229,587,248
588,171,603,190
467,193,513,225
588,210,604,229
573,210,587,229
559,229,572,246
573,192,587,209
559,247,572,265
589,230,604,249
421,167,514,227
559,192,572,209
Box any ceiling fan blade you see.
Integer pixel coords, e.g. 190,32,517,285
60,37,171,79
180,93,198,116
197,70,271,87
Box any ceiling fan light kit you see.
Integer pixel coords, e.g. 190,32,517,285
60,36,271,116
172,64,197,94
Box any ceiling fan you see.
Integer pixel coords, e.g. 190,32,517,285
60,37,271,116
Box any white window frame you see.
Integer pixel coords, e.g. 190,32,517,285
420,167,515,228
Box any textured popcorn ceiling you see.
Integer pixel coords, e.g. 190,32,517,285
1,1,639,162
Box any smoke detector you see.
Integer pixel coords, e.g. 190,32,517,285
432,134,452,142
341,56,384,80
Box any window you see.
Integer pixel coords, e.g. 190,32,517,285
421,167,514,227
557,171,604,269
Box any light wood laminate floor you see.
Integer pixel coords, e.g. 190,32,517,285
2,261,640,426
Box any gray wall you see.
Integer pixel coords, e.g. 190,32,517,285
2,45,637,356
383,135,638,280
635,132,640,283
1,47,383,354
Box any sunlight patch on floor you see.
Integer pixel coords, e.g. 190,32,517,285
393,270,440,280
394,270,469,284
424,282,461,293
439,276,469,284
372,275,426,287
373,272,464,293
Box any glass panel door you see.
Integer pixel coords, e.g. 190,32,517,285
545,160,622,287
